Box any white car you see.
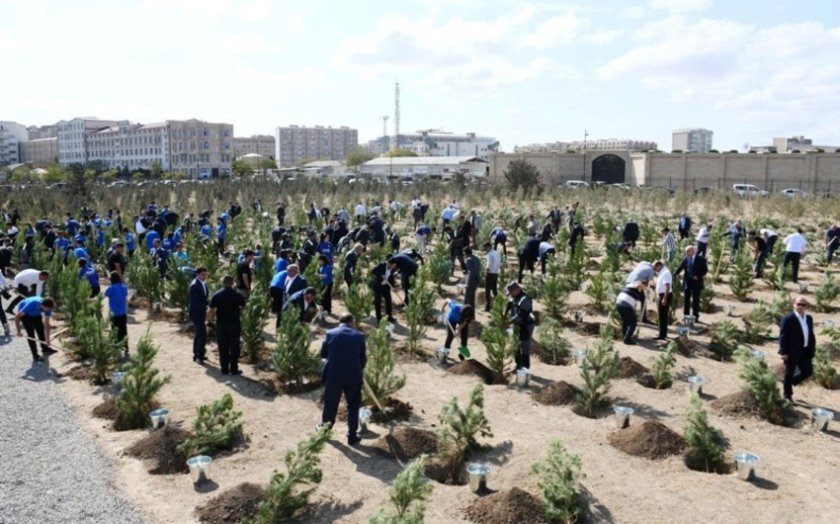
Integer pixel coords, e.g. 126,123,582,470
781,188,809,198
732,183,768,198
565,180,589,189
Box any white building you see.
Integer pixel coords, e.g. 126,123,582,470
672,128,714,153
57,117,126,165
0,121,29,165
87,122,170,171
368,130,499,159
359,155,488,179
274,125,358,168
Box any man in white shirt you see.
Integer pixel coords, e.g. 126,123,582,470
696,224,710,258
783,228,807,283
354,202,367,224
760,228,778,254
6,269,49,314
653,261,672,340
483,241,501,312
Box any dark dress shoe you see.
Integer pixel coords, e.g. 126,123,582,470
230,369,243,375
347,435,362,446
220,370,230,376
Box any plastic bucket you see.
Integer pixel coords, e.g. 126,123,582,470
613,405,634,429
574,350,587,366
750,349,765,360
516,368,530,387
466,463,491,493
734,452,759,481
811,408,834,432
821,319,835,329
436,347,449,365
149,408,170,429
186,455,212,484
687,375,704,395
359,407,372,432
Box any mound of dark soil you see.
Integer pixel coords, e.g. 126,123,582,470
575,321,602,336
710,391,762,419
195,482,266,524
617,356,649,379
464,487,547,524
673,337,704,357
124,426,192,474
447,359,503,385
636,373,670,390
64,365,92,381
534,381,579,406
424,448,467,485
371,427,438,462
92,397,119,421
336,398,412,424
532,340,570,366
608,420,685,460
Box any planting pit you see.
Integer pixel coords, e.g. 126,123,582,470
617,356,649,379
574,321,602,337
447,359,503,385
63,364,92,381
124,426,192,474
532,340,570,366
336,398,413,424
710,391,762,419
608,420,685,460
463,487,547,524
673,337,705,357
92,397,119,421
195,482,266,524
370,427,438,462
534,381,580,406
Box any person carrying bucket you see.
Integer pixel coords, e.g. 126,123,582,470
441,299,474,361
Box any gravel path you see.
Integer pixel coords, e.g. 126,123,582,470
0,337,148,524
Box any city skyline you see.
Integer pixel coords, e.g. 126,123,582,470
1,0,839,152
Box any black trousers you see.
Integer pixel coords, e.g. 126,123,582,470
216,322,241,373
464,280,478,308
517,255,535,281
321,381,362,438
373,284,392,320
683,284,702,320
493,239,507,255
696,241,708,258
782,353,813,398
755,252,767,277
617,302,637,343
111,315,128,349
22,315,47,358
444,319,469,349
540,249,556,274
321,282,333,313
657,293,670,339
485,273,499,310
6,283,33,313
401,274,413,305
678,228,689,240
783,252,801,282
514,324,534,370
192,314,206,361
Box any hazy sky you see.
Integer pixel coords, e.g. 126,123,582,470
2,0,839,151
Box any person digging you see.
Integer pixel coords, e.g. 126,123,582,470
15,296,55,362
441,299,474,361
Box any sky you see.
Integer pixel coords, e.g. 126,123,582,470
2,0,839,152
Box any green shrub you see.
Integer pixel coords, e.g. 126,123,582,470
368,456,433,524
532,439,585,524
127,252,163,311
241,283,271,362
116,329,171,430
734,346,785,424
426,241,452,294
649,341,677,389
684,394,725,472
709,320,739,361
178,393,244,457
741,302,773,344
728,248,754,301
814,271,840,313
405,268,437,353
576,329,620,418
78,306,123,385
438,384,493,454
814,345,838,389
536,317,572,365
272,308,318,386
165,265,191,322
344,277,373,322
364,320,406,405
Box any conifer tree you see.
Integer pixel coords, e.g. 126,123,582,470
649,340,677,389
126,252,163,310
814,271,840,313
344,277,373,322
165,265,191,322
576,328,620,418
709,319,740,361
272,308,318,386
734,346,785,424
405,268,436,353
437,384,493,455
728,247,754,301
241,282,271,362
532,439,585,524
364,320,406,406
536,317,572,365
116,329,171,429
78,299,123,385
684,393,724,472
542,259,570,320
426,240,452,295
480,293,515,381
813,345,838,389
178,393,244,457
369,456,433,524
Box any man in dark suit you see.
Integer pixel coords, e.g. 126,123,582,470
673,245,708,322
370,261,395,323
188,267,210,363
286,286,319,323
464,247,481,307
284,264,307,298
319,314,367,445
343,243,364,291
208,276,246,375
779,296,815,401
517,235,540,282
388,253,418,305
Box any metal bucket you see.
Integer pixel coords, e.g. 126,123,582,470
750,349,765,360
821,319,835,329
683,315,696,328
734,452,759,481
359,407,372,433
149,408,170,429
574,309,585,323
466,463,491,493
574,350,587,366
516,368,530,387
687,375,705,395
613,405,634,429
186,455,212,484
677,326,690,338
811,408,834,432
437,313,445,326
111,371,125,387
436,347,449,365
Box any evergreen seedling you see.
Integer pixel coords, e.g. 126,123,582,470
709,319,739,361
426,240,452,295
532,438,585,524
116,329,171,430
576,329,620,418
404,268,437,353
165,266,191,322
272,308,318,386
684,393,725,472
728,247,754,301
814,271,840,313
79,303,123,385
364,320,406,406
178,393,244,457
734,346,785,424
241,282,271,362
813,345,838,389
542,259,570,320
536,317,572,365
649,341,677,389
438,384,493,455
126,252,163,311
369,456,433,524
480,294,515,381
344,277,373,322
741,302,773,344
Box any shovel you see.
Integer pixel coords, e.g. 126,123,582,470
445,320,471,359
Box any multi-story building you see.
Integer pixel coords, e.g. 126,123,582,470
367,130,499,159
233,134,275,159
672,128,714,153
56,117,126,165
514,138,656,153
168,119,233,178
21,137,58,166
275,125,358,168
27,125,57,140
87,122,169,171
0,121,29,165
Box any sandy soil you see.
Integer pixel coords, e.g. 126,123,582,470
50,233,840,524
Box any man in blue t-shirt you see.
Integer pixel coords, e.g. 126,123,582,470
15,296,55,361
104,271,129,352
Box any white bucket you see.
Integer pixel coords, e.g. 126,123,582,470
516,368,530,388
149,408,170,429
677,326,690,338
821,319,835,329
683,315,696,327
734,452,759,481
111,371,125,387
811,408,834,432
436,347,449,365
574,350,587,366
186,455,212,484
613,405,634,429
687,375,705,395
574,309,585,323
466,463,491,493
750,349,765,360
723,305,733,316
359,407,372,432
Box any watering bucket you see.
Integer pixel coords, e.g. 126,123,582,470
677,326,690,337
811,408,834,432
574,309,585,323
149,408,170,429
359,407,372,433
436,347,449,364
516,368,530,387
574,350,587,366
111,371,125,387
821,319,835,329
687,375,705,395
613,405,634,429
186,455,212,484
750,349,765,360
734,452,759,481
466,463,491,493
683,315,696,327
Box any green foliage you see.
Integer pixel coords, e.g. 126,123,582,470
542,260,570,319
709,236,729,283
364,320,406,405
425,240,452,294
563,242,587,291
165,266,191,322
481,294,516,380
78,302,123,385
576,329,620,418
241,283,271,362
344,277,373,322
368,456,433,524
116,329,171,430
649,341,677,389
126,252,163,310
532,439,585,524
709,319,740,361
814,345,838,389
178,393,244,457
699,286,714,314
763,250,786,290
814,271,840,313
585,262,622,314
437,384,493,455
521,272,544,301
734,346,785,424
768,289,791,322
503,159,541,196
57,263,93,356
383,147,419,158
272,308,318,386
728,247,754,301
405,268,437,353
345,148,376,167
741,302,773,344
253,426,332,524
684,394,725,472
536,317,572,365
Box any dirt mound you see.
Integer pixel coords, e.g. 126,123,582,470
710,391,762,418
532,341,570,366
63,365,92,381
195,482,266,524
447,359,503,385
534,381,580,406
617,356,649,379
371,427,438,462
575,321,602,336
637,373,670,390
674,337,704,357
125,426,192,474
608,420,685,460
464,487,547,524
92,397,119,421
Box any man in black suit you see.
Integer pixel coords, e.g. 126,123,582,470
517,235,540,282
208,276,246,375
284,264,307,298
319,314,367,445
370,261,395,323
343,243,364,291
464,247,481,307
673,245,708,322
286,286,319,323
388,253,418,305
623,219,640,249
778,296,815,401
188,267,209,363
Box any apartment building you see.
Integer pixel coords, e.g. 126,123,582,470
367,130,499,159
274,125,358,167
168,119,233,178
0,121,29,165
672,128,714,153
21,137,58,166
233,134,275,159
56,117,126,165
87,122,169,171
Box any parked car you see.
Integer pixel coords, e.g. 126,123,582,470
565,180,590,189
732,183,768,197
781,188,809,198
693,186,715,194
